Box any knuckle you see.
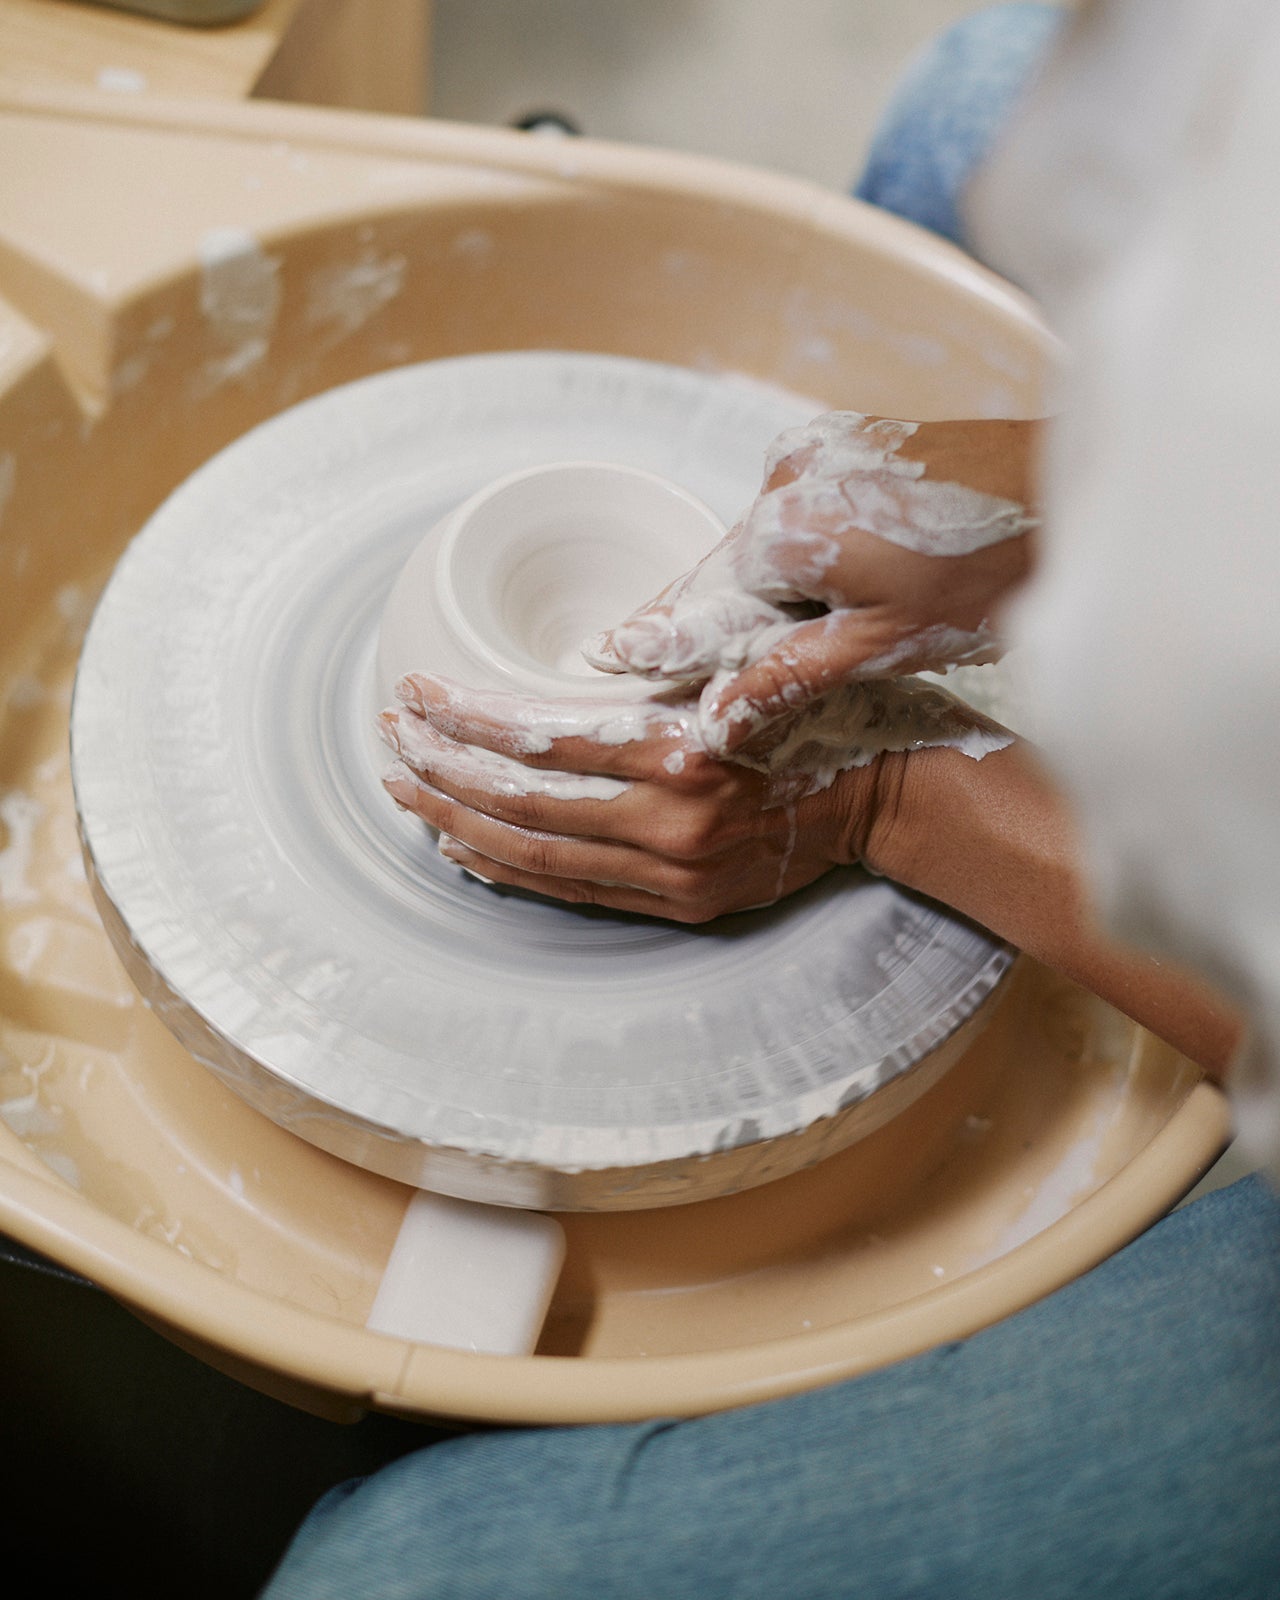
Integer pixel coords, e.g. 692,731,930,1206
555,877,601,907
652,812,721,862
750,653,815,714
655,749,712,795
514,830,563,877
658,862,736,924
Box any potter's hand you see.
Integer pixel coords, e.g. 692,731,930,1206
378,673,890,923
381,681,1242,1078
584,413,1040,757
378,668,1008,921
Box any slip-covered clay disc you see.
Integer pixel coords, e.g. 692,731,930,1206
70,352,1011,1209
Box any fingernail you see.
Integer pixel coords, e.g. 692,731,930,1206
382,760,423,808
437,834,495,885
697,689,762,757
611,615,674,673
394,672,439,712
579,630,625,672
376,711,402,753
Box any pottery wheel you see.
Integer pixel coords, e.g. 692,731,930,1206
70,352,1012,1210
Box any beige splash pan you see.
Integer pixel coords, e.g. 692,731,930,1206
0,84,1230,1425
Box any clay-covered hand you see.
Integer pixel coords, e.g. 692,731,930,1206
583,412,1041,757
379,685,1242,1077
378,672,893,922
378,667,1008,922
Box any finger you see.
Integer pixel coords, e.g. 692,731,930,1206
699,612,1002,758
731,478,858,603
383,760,664,888
431,817,834,923
385,761,727,911
434,837,691,919
695,609,911,755
380,710,641,834
578,629,628,672
575,523,751,677
605,588,792,681
431,830,785,925
760,414,912,494
381,711,737,856
393,675,696,777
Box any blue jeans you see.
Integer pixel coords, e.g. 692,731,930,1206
853,2,1066,250
263,1179,1280,1599
262,11,1280,1597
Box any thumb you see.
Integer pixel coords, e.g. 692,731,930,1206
697,609,906,755
587,588,792,683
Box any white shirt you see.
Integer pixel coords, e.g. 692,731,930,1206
970,0,1280,1178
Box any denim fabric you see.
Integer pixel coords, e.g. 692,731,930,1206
262,1177,1280,1599
854,3,1067,252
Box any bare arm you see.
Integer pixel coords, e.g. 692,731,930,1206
863,741,1243,1078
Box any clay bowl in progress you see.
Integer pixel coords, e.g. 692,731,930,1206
0,91,1229,1422
377,458,728,703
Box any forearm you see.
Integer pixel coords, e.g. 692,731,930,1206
863,741,1242,1078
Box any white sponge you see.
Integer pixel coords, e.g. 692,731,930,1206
367,1191,567,1356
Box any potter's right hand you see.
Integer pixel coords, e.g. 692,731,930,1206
377,672,892,923
584,413,1041,758
376,673,1243,1079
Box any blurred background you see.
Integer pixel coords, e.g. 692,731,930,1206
428,0,996,188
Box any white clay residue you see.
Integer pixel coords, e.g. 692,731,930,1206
111,309,173,394
96,65,147,93
197,227,281,387
451,230,495,264
55,583,96,646
409,674,689,758
389,662,1008,820
0,1041,59,1141
307,252,406,340
757,411,1038,562
5,675,48,712
853,620,1002,679
731,677,1011,800
112,352,152,394
599,410,1034,696
973,1105,1115,1265
383,705,632,802
782,289,956,375
585,581,791,682
0,790,45,906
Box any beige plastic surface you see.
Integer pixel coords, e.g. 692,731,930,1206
0,86,1231,1424
0,0,430,113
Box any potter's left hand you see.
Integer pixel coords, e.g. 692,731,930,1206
379,673,886,922
585,413,1040,757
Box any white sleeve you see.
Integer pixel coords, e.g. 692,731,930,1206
970,0,1280,1177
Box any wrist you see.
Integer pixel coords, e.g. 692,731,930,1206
845,751,915,877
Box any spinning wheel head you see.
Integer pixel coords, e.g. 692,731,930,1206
70,352,1010,1210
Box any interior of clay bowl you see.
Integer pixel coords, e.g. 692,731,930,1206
379,460,726,699
0,97,1229,1421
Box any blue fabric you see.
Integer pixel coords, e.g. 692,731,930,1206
261,13,1280,1596
263,1178,1280,1598
854,3,1067,251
